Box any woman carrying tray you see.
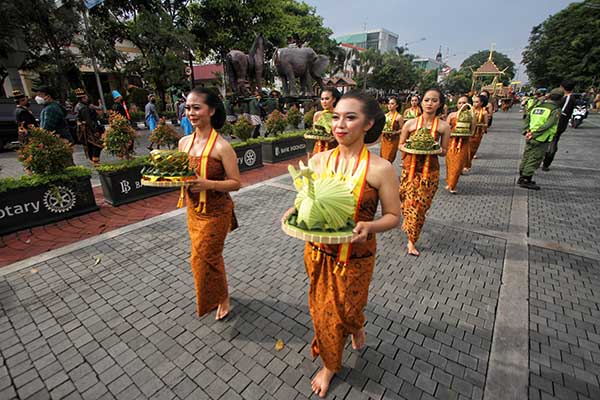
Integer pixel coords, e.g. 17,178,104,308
288,91,401,397
399,88,451,256
307,87,342,156
179,87,241,320
445,95,474,193
464,94,489,172
380,96,404,163
403,94,422,120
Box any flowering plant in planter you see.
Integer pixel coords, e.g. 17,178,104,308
265,110,287,136
149,118,181,149
103,111,137,159
18,127,73,175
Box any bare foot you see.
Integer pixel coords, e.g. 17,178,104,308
462,168,470,174
311,367,335,398
449,188,457,194
352,328,366,350
445,185,449,190
216,297,230,320
473,155,478,159
407,241,420,256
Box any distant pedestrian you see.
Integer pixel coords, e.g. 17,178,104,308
518,88,563,190
74,88,103,165
145,94,159,131
178,94,193,135
542,80,576,170
13,89,37,145
111,90,131,122
34,85,74,144
247,90,262,138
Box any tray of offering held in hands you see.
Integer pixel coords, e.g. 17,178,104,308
282,216,354,244
140,149,197,187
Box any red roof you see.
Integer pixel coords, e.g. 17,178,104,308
340,43,366,52
474,60,502,75
192,64,224,81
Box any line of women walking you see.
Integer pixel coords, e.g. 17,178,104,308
177,86,494,398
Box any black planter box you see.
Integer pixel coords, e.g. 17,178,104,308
0,177,98,235
99,166,175,206
234,143,263,172
261,136,307,163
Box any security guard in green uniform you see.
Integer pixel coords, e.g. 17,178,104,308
518,88,563,190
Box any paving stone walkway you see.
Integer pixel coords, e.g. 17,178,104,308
0,111,599,400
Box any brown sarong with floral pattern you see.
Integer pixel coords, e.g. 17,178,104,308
304,185,378,372
446,136,470,190
399,155,439,243
186,157,238,317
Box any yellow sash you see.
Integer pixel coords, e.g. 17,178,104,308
326,145,370,276
178,128,219,212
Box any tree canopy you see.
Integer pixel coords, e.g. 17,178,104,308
522,0,600,90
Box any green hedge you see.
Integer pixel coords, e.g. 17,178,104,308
95,156,150,175
0,166,92,193
231,138,262,148
261,130,308,143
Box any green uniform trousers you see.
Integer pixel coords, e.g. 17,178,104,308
519,139,549,177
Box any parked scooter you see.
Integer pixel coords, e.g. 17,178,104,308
570,103,588,128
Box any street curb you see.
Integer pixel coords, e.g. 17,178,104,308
0,173,287,277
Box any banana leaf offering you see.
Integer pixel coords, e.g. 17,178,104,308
404,128,440,152
282,157,367,243
141,150,196,185
452,104,473,136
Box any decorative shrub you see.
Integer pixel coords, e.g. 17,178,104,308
149,119,181,149
219,122,234,137
18,127,73,175
233,117,254,141
303,108,316,129
103,111,137,159
129,111,145,123
286,105,302,129
265,110,287,136
0,167,91,193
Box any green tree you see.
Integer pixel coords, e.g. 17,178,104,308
354,49,381,89
87,1,195,109
368,51,419,92
522,0,600,89
443,70,471,95
189,0,334,60
418,70,438,93
460,50,515,85
4,0,82,99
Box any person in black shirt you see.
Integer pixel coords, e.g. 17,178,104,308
13,89,38,145
542,80,576,170
74,88,103,165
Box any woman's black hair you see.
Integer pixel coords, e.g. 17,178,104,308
321,86,342,107
458,95,472,105
474,94,488,107
423,87,446,116
479,90,490,107
338,90,385,144
188,86,226,129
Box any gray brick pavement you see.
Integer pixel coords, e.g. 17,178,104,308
1,111,598,399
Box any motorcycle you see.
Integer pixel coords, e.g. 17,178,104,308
570,104,588,128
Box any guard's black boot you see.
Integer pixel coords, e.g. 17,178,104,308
518,176,540,190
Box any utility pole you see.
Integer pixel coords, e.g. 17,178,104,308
81,2,107,112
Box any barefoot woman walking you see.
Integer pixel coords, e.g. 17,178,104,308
296,91,400,397
399,88,451,256
179,87,241,320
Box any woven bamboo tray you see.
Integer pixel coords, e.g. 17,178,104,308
450,132,473,137
303,133,335,141
399,145,443,155
282,221,353,244
141,178,197,188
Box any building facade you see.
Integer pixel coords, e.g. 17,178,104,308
335,28,399,53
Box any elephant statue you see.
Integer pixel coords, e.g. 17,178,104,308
274,47,329,97
225,34,274,97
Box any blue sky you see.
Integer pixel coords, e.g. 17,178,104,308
304,0,578,81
